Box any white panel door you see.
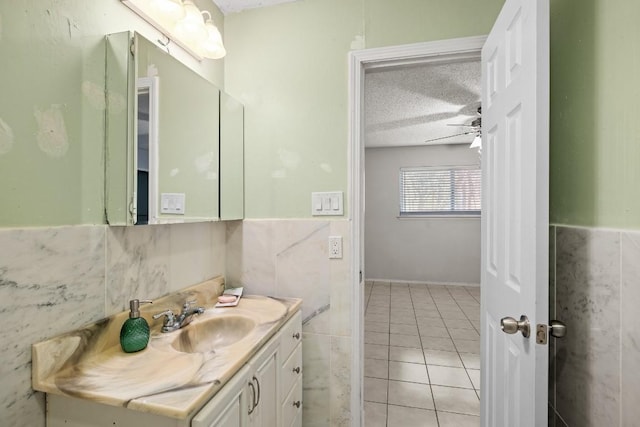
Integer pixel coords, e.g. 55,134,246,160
480,0,549,426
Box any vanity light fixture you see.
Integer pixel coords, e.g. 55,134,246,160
121,0,226,60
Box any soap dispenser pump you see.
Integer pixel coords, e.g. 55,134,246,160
120,299,153,353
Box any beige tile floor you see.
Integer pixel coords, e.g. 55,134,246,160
363,280,481,427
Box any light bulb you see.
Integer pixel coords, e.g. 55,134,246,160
151,0,185,20
202,18,226,59
174,0,207,43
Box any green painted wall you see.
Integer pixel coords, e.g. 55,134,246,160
5,0,636,227
550,0,640,229
364,0,504,48
224,0,363,218
0,1,223,227
227,0,640,229
224,0,503,218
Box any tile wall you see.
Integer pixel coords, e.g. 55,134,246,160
549,225,640,426
226,219,353,426
6,220,636,426
0,222,226,427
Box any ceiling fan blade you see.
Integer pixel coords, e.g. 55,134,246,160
424,131,475,144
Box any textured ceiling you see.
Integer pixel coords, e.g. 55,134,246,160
211,0,298,14
365,59,481,148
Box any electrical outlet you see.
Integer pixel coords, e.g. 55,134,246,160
328,236,342,259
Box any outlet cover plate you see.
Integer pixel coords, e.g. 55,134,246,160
328,235,343,259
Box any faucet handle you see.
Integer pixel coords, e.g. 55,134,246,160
183,300,198,310
153,310,175,324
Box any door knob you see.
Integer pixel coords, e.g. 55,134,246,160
549,320,567,338
501,315,530,338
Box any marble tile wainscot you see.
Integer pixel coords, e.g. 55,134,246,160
226,219,353,425
549,225,640,427
0,222,226,427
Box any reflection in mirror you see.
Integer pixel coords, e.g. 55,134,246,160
105,31,221,226
135,33,220,224
135,77,158,225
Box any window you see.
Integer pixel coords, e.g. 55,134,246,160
399,166,481,216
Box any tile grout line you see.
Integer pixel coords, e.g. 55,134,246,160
411,284,441,426
425,284,451,426
446,285,481,398
385,281,391,427
460,285,482,400
431,284,481,414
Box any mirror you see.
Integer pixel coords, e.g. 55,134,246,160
105,31,220,225
220,92,244,220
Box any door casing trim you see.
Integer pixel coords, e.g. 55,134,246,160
347,35,487,425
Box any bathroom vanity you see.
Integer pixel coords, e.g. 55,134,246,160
32,277,302,427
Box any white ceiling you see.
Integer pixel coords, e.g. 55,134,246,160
211,0,298,14
364,59,481,148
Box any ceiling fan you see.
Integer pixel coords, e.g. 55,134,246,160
424,106,482,144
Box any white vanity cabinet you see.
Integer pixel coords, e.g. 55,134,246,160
46,310,302,427
246,336,279,426
244,310,302,427
193,365,251,427
278,311,303,427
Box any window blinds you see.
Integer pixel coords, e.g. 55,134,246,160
399,166,481,216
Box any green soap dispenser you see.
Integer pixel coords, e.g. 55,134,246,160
120,299,153,353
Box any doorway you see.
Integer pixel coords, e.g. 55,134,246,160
348,36,487,427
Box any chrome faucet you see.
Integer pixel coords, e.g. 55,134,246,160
153,300,205,332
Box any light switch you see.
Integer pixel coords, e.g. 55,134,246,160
311,191,343,216
323,196,331,210
331,195,340,210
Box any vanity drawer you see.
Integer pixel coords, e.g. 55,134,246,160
281,376,302,427
280,343,302,400
279,311,302,360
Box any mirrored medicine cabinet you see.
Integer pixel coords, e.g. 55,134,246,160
105,31,244,225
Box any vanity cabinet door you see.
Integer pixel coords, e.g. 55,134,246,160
247,337,279,427
192,366,250,427
204,398,241,427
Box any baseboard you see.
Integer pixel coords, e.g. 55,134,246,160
365,278,480,287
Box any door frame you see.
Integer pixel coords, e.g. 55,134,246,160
347,35,487,425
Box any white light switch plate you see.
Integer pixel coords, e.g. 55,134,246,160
160,193,185,214
312,191,343,216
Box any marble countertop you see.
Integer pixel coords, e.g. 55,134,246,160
32,277,302,419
